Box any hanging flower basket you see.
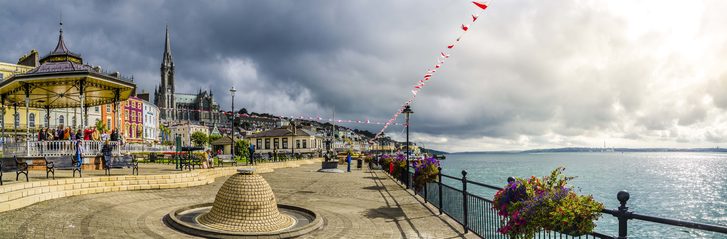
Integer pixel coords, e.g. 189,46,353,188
492,167,604,239
412,156,440,191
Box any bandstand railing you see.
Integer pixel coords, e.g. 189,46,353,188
0,140,176,157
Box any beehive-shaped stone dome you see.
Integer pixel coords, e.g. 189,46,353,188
198,169,294,232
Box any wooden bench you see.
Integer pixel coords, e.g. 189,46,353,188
180,156,203,171
45,156,82,178
0,156,29,184
216,155,237,167
103,155,139,176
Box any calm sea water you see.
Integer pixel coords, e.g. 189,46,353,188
438,152,727,239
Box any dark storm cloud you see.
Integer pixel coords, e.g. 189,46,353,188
2,0,727,151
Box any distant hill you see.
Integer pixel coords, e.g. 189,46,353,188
523,147,727,153
450,147,727,154
420,147,449,155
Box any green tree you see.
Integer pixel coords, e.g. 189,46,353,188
159,124,172,143
191,131,208,147
95,120,107,132
234,139,250,161
208,134,222,143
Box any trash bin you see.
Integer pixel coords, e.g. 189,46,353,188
356,159,362,168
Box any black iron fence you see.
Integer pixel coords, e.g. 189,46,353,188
380,163,727,239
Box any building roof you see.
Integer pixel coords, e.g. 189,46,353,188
248,127,317,138
174,93,197,104
0,22,135,109
210,136,233,145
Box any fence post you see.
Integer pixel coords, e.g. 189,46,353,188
438,166,443,215
617,190,630,239
462,170,468,233
424,174,428,203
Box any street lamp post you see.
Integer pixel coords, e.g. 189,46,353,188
402,105,414,189
230,87,236,163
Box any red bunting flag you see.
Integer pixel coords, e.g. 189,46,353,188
462,24,469,31
448,45,454,49
472,14,479,22
435,64,441,68
424,73,432,78
441,52,450,58
472,1,488,10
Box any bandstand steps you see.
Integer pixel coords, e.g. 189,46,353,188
0,159,318,213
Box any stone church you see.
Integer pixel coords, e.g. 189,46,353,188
154,26,221,126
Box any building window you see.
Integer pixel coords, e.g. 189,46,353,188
282,138,288,149
107,119,111,129
95,106,99,112
302,139,307,149
72,116,76,127
296,140,300,149
58,115,64,126
0,73,4,80
29,113,35,128
106,105,110,113
264,138,270,150
13,113,19,128
274,138,279,149
257,139,262,149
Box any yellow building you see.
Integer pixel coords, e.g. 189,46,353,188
0,51,42,136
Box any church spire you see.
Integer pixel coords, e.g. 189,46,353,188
162,25,173,66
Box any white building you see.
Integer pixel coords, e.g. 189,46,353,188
142,100,159,143
170,123,209,147
35,106,102,130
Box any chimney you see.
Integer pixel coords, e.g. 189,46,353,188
17,50,39,67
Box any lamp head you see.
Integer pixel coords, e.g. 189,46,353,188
402,105,414,114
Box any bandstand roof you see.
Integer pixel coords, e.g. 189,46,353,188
0,23,135,109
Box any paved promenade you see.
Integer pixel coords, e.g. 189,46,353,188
0,162,477,238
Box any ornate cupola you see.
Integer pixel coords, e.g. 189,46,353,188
40,20,83,65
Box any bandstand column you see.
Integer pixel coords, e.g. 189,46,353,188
79,81,85,131
13,102,19,140
1,94,5,144
113,89,120,131
24,84,30,156
45,107,50,128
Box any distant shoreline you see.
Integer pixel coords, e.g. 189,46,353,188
451,147,727,154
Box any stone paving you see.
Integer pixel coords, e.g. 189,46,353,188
0,163,478,239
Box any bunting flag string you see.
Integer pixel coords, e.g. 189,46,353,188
370,1,492,143
157,106,405,126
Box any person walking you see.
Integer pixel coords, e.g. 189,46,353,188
248,144,255,165
346,152,352,172
74,139,84,171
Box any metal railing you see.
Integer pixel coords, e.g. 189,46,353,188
0,140,177,157
379,162,727,239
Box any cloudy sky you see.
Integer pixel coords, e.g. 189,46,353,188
1,0,727,152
